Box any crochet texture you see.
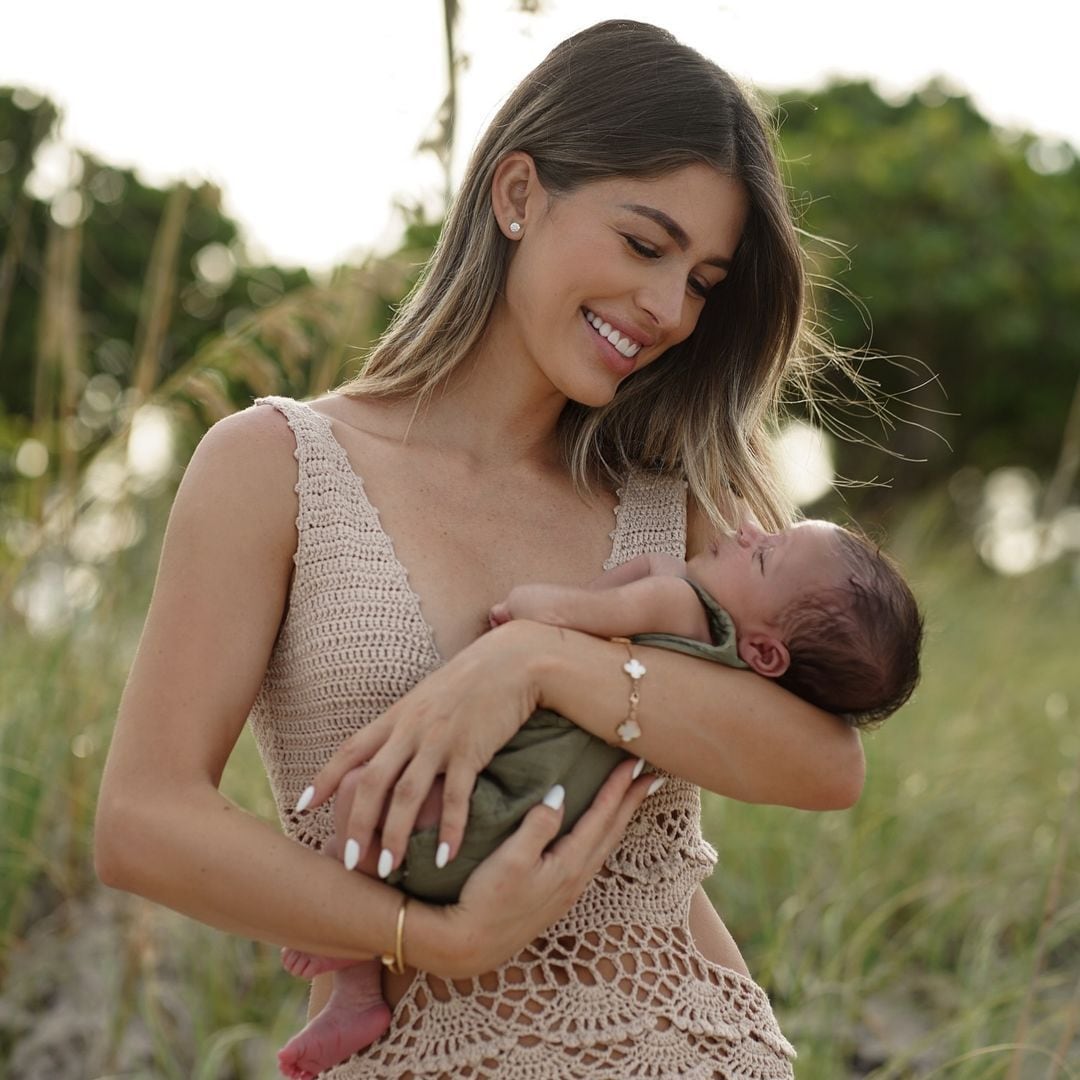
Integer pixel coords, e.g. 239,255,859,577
248,395,795,1079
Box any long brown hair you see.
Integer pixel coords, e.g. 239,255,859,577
338,20,823,530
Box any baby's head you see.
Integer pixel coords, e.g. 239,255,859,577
688,520,924,728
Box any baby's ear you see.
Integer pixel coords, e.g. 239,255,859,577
738,634,790,678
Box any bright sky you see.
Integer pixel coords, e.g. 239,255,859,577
3,0,1076,270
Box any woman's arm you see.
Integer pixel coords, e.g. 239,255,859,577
530,620,864,807
309,619,863,887
306,491,862,888
95,405,654,979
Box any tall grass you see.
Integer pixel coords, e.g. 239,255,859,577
0,218,1075,1073
706,540,1080,1078
2,488,1077,1075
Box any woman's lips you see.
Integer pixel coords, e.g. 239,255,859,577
583,308,643,357
582,309,636,377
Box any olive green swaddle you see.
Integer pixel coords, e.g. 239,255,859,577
386,579,747,902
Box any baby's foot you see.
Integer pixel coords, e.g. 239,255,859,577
281,947,358,980
277,966,391,1079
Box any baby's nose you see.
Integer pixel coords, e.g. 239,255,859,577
736,520,766,547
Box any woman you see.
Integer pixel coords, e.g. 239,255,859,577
96,20,864,1079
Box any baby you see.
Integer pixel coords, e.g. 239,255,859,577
277,518,923,1079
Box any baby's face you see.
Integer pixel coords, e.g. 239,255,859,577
688,519,844,632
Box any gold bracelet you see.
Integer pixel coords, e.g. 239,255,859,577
611,637,646,743
381,896,408,975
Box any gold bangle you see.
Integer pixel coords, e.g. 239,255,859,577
611,637,646,743
381,896,408,975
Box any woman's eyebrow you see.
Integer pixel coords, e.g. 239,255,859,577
619,203,733,270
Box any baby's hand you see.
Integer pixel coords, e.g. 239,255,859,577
489,584,568,630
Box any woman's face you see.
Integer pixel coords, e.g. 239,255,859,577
499,163,749,407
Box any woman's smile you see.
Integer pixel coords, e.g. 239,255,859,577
581,308,643,379
488,162,749,408
582,308,645,359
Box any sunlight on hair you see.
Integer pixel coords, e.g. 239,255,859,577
774,421,834,507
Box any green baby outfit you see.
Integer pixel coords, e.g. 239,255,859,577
387,577,748,902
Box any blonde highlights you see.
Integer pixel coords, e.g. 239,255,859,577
337,20,821,530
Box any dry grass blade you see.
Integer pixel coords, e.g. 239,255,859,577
129,184,191,404
30,204,84,529
1041,372,1080,523
1007,750,1080,1080
1046,969,1080,1079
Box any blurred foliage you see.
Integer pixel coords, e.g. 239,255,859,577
774,80,1080,506
0,86,311,451
3,79,1078,531
1,66,1078,1080
2,508,1077,1075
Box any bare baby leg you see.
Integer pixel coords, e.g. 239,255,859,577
277,768,443,1079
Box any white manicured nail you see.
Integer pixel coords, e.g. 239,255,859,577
294,785,315,813
647,777,666,796
377,848,394,879
343,838,361,871
542,784,565,810
435,842,450,869
632,758,646,779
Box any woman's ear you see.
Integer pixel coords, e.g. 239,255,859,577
490,151,541,239
737,633,790,679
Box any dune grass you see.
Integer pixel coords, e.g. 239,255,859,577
1,507,1077,1077
705,540,1080,1078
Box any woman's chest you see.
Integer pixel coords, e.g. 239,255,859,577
305,412,619,659
360,464,618,659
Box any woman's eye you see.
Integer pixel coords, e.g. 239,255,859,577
689,276,710,299
624,235,659,259
756,550,766,574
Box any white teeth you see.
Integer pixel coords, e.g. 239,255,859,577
584,310,641,358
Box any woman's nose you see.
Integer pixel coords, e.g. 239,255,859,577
638,273,689,333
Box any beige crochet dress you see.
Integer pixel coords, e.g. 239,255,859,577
248,396,796,1079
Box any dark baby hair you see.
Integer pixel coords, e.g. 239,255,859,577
777,529,924,728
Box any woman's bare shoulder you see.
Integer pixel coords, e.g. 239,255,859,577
192,400,306,474
177,403,301,565
199,399,300,462
306,390,406,440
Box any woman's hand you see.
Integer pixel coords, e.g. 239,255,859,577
298,619,548,876
412,757,659,978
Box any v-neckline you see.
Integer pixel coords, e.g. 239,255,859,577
298,399,630,665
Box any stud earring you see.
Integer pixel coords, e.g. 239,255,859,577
509,221,521,234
